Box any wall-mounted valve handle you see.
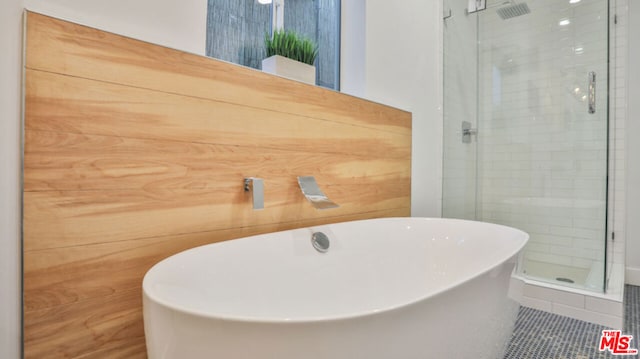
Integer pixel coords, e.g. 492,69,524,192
244,177,264,210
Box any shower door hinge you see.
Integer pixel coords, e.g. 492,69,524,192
614,14,618,25
467,0,486,14
612,232,615,241
462,121,478,143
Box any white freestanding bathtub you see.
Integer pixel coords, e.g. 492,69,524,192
143,217,528,359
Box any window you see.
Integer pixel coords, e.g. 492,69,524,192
206,0,341,90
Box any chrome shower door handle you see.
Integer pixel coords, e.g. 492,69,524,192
588,71,596,114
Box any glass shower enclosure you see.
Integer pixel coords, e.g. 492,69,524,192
443,0,609,292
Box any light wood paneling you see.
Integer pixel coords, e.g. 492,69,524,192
24,128,410,191
24,185,409,251
25,70,411,159
25,12,411,134
25,289,146,359
23,11,412,358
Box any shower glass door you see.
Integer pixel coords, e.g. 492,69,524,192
443,0,609,292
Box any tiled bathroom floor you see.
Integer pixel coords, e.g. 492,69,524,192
503,285,639,359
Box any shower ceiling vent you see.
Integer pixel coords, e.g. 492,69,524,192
497,3,531,20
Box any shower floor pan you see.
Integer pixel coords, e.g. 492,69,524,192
522,260,593,289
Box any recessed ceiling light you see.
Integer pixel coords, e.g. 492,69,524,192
570,0,581,4
559,19,571,26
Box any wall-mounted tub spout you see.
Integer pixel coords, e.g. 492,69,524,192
297,176,339,210
244,177,264,210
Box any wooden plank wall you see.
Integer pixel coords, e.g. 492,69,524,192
23,11,412,358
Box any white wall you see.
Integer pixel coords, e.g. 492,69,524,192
0,1,24,358
0,1,207,358
341,0,443,217
340,0,366,98
626,0,640,285
23,0,207,55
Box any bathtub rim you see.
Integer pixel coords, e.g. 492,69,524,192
142,217,529,324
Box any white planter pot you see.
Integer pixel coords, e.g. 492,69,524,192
261,55,316,85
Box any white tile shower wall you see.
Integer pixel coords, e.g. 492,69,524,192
478,0,612,276
442,0,479,220
508,0,628,327
441,0,626,326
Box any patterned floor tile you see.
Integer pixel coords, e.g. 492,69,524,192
503,285,640,359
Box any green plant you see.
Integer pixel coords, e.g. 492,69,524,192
265,29,318,66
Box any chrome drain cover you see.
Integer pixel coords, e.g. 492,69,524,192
311,232,330,253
